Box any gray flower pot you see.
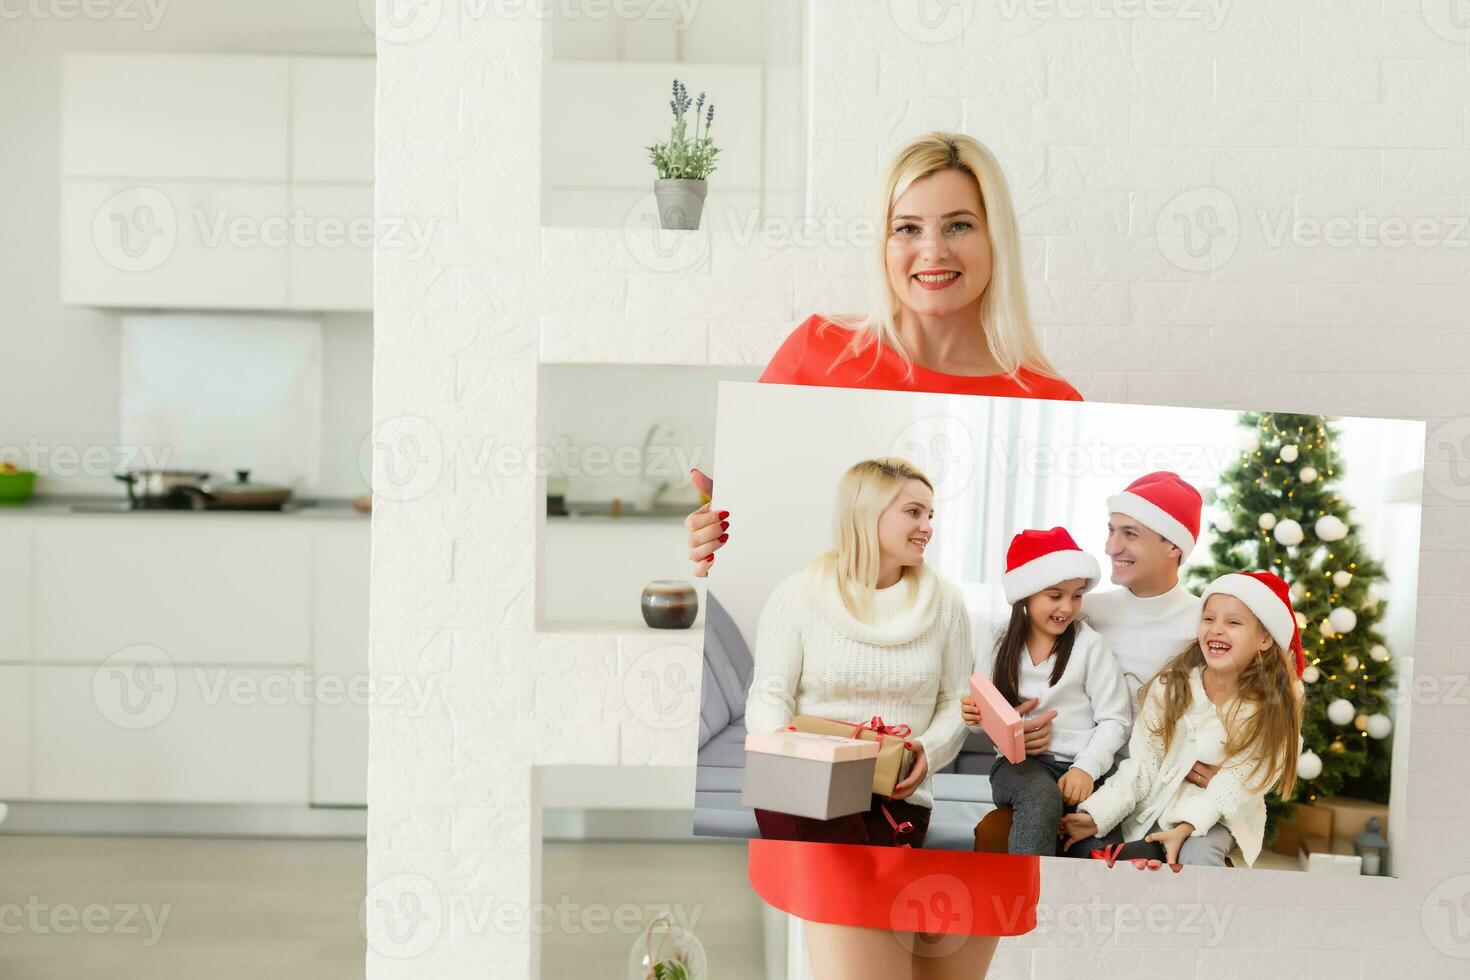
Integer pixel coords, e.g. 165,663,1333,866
654,178,708,230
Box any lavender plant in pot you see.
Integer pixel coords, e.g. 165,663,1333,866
646,79,720,230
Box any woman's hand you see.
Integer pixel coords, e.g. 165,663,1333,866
889,742,929,800
684,469,728,578
1057,767,1094,806
1058,812,1098,851
1145,821,1194,868
1015,697,1057,756
960,694,982,727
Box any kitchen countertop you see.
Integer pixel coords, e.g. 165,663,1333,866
0,495,370,520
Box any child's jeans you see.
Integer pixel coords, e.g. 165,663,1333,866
989,752,1103,856
1088,819,1236,866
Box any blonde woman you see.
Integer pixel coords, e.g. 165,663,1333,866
746,458,978,976
690,132,1083,978
746,458,969,838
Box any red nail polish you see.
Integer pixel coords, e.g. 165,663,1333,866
1170,864,1182,873
718,533,729,542
718,511,730,519
720,521,729,530
704,554,714,562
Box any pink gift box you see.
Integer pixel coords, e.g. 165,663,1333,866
969,672,1025,764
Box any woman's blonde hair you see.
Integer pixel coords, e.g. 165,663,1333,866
823,131,1063,390
1143,621,1304,800
809,457,933,622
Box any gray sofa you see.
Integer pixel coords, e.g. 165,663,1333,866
693,593,998,851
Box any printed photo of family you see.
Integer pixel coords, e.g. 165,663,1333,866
693,382,1422,876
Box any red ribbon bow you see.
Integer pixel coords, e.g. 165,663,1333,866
852,716,913,745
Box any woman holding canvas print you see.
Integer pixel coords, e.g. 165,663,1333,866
685,131,1082,978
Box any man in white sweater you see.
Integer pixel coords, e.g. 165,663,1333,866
976,473,1233,860
1069,472,1236,861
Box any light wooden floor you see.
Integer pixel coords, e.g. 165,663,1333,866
0,835,765,980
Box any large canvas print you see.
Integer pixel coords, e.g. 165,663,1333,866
693,381,1421,876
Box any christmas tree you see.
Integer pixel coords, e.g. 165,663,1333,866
1186,412,1397,843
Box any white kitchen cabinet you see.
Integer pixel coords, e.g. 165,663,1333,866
0,523,31,663
288,183,374,311
291,57,375,183
310,522,370,806
62,179,292,309
60,52,375,312
33,520,312,666
63,54,289,181
0,665,32,798
34,665,309,804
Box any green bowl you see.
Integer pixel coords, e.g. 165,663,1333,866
0,471,37,502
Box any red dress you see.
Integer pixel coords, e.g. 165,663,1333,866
744,313,1081,937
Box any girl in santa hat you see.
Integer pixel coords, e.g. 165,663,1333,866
961,527,1133,856
1059,571,1306,869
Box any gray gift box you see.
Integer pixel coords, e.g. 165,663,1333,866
741,730,880,821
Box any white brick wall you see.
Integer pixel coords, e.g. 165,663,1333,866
370,1,1470,976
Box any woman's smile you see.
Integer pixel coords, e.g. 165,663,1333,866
913,268,961,290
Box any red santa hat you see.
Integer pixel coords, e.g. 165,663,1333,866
1107,471,1202,561
1003,527,1101,605
1199,570,1307,678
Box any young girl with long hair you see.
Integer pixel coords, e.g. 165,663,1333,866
1060,571,1307,869
961,527,1131,856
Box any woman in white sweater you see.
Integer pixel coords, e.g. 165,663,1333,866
744,456,973,846
961,527,1131,856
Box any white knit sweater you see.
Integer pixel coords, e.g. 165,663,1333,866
744,560,973,809
1077,665,1271,867
1081,584,1203,706
970,620,1132,780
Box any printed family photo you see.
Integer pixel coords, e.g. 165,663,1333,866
694,380,1423,877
